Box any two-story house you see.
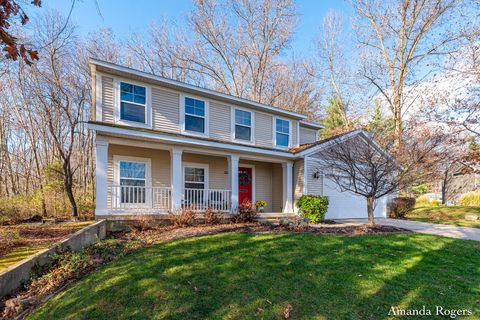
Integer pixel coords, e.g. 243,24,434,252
89,59,388,220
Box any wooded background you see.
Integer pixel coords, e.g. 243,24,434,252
0,0,478,221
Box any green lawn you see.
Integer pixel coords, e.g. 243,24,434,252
29,233,480,319
0,246,48,270
0,221,93,270
407,206,480,228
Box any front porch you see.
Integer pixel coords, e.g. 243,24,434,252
95,136,295,217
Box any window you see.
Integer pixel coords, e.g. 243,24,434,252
119,161,146,204
120,82,146,123
235,109,252,141
275,118,290,147
183,165,208,209
185,97,205,133
184,167,206,189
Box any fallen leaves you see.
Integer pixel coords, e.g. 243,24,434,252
283,304,293,319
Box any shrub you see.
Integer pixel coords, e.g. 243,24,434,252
459,190,480,206
169,208,196,227
204,208,222,225
296,195,329,223
388,197,416,218
254,200,267,207
415,195,430,208
415,195,441,208
232,200,258,223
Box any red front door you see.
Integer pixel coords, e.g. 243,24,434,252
238,167,252,205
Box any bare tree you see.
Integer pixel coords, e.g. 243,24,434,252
352,0,475,147
21,12,88,218
314,129,447,224
316,10,352,127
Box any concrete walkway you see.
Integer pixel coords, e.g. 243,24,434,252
335,218,480,241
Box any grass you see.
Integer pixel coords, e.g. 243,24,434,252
0,221,94,271
407,206,480,228
0,246,48,270
29,233,480,319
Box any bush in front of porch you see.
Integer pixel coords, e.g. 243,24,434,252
296,195,329,223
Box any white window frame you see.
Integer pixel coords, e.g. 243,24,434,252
182,162,209,189
273,116,291,149
113,155,152,208
180,94,209,137
231,107,255,144
113,78,152,129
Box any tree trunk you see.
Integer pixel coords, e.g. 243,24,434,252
367,196,375,225
441,167,449,205
63,161,78,218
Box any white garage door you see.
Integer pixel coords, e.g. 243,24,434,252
322,178,387,219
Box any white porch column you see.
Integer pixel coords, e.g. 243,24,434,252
95,139,109,216
282,161,294,213
171,147,183,211
229,155,240,212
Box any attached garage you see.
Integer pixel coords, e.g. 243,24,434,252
322,177,387,219
292,130,389,220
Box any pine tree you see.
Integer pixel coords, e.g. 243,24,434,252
320,97,349,138
366,101,394,136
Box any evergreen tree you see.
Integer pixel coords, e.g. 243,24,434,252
320,97,349,138
366,101,394,135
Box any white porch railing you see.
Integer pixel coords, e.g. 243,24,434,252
183,188,231,212
108,186,231,212
109,186,171,211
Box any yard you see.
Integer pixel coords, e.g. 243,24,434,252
406,206,480,228
0,221,93,271
29,232,480,319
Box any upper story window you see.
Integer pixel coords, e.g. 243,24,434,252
275,118,290,147
234,109,252,141
185,97,205,133
120,82,146,123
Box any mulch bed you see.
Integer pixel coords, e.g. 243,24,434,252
115,222,409,244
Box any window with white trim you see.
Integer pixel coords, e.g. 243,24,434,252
120,82,146,123
234,109,252,141
119,161,146,204
184,167,206,189
183,165,207,208
185,97,205,133
275,118,290,147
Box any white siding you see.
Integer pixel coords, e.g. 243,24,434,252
209,102,231,140
291,120,298,147
102,76,114,122
300,127,317,145
306,158,323,195
255,112,273,148
293,159,304,205
152,87,181,133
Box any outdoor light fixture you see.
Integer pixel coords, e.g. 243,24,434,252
313,171,320,179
